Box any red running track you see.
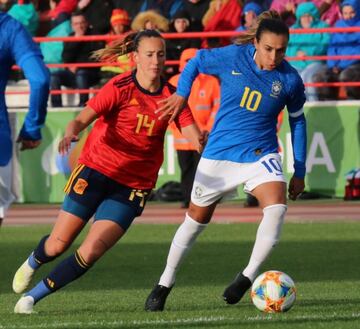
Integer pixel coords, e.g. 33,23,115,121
3,200,360,226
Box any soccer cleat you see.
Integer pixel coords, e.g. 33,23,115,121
145,284,172,311
223,273,252,304
12,259,36,294
14,295,35,314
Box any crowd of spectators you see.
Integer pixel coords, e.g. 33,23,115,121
1,0,360,101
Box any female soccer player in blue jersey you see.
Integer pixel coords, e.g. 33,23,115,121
145,10,307,311
12,30,203,314
0,12,50,226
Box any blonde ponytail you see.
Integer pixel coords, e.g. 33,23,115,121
91,29,164,63
91,32,138,62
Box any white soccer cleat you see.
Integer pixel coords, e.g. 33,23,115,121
14,295,35,314
12,259,35,294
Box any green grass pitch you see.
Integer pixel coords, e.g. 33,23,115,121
0,221,359,329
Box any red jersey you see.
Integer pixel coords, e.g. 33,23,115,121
79,71,194,189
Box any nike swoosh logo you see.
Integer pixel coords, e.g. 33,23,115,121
231,70,242,75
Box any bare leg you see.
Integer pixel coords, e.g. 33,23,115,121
45,210,88,256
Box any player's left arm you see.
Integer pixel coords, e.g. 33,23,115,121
287,75,307,200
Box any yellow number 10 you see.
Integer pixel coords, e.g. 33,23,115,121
240,86,262,112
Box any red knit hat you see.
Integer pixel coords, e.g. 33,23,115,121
110,9,130,27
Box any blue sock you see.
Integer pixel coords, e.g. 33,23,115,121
27,253,41,270
25,251,91,305
25,281,51,303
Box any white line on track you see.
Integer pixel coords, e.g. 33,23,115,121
1,313,360,328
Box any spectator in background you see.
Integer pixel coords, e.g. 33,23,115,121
40,19,72,74
166,10,201,77
181,0,211,32
50,10,104,107
235,2,263,31
203,0,242,29
138,0,184,20
49,0,77,28
131,9,169,32
0,0,15,12
243,0,271,11
202,0,242,47
312,0,341,26
0,12,49,226
286,2,330,101
270,0,305,26
77,0,113,34
113,0,183,21
169,48,220,208
7,0,38,35
99,8,134,82
313,0,360,100
109,8,130,35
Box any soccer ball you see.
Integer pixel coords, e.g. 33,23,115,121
251,270,296,313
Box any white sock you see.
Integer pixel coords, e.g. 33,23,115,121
242,204,287,282
159,213,207,287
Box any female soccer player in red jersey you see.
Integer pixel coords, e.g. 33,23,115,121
12,29,203,314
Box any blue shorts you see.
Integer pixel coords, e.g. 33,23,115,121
62,164,151,230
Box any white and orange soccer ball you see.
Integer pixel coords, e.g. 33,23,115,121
251,270,296,313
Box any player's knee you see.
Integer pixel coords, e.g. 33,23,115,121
79,240,108,264
187,204,214,224
45,237,70,257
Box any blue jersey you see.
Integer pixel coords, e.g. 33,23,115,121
0,13,49,165
177,43,307,178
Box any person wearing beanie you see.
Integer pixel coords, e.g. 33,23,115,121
99,8,134,82
110,8,130,34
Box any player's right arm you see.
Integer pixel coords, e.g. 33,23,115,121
58,106,98,155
